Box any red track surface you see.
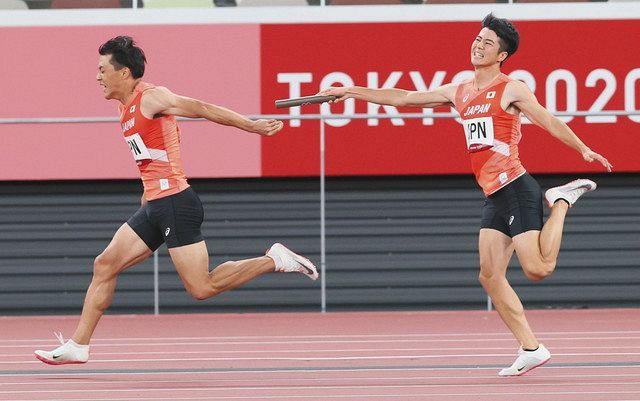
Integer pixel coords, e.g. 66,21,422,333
2,309,640,401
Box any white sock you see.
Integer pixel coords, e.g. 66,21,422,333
266,249,282,270
67,339,89,350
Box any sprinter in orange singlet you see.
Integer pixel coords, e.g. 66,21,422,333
320,14,612,376
35,36,318,365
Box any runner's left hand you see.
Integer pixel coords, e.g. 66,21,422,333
252,119,284,136
583,150,612,172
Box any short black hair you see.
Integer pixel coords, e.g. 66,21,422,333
98,36,146,79
481,13,519,65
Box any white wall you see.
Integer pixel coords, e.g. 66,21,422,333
1,2,639,27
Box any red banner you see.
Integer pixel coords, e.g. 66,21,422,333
0,19,638,181
261,21,640,177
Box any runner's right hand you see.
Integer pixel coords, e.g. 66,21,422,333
317,86,351,103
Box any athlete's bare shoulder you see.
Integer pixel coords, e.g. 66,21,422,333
502,79,539,112
436,81,460,102
140,86,176,117
504,79,534,101
141,85,172,99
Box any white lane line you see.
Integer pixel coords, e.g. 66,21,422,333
5,330,640,343
5,345,640,358
3,372,640,387
1,395,640,401
1,381,640,395
3,364,640,378
7,336,640,349
1,396,640,401
5,351,640,365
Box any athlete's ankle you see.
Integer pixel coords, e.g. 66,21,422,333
69,339,89,348
70,337,90,347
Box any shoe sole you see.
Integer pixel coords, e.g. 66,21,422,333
502,357,551,377
35,353,87,365
291,252,319,281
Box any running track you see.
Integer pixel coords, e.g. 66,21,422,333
1,309,639,401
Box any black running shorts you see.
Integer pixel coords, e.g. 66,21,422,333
480,173,543,238
127,187,204,250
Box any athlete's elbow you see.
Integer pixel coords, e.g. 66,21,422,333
391,96,409,107
391,101,404,107
192,100,212,119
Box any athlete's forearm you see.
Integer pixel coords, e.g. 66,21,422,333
161,95,255,132
344,86,411,107
546,118,590,154
200,102,255,132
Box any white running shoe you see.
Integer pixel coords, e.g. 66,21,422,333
266,243,319,280
545,179,597,208
34,332,89,365
498,344,551,377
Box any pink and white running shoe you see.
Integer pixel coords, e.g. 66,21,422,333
545,179,596,208
34,332,89,365
266,243,319,280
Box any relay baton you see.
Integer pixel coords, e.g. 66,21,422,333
275,95,337,109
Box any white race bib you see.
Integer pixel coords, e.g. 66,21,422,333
463,116,494,151
124,133,152,161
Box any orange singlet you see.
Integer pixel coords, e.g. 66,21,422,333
119,82,190,201
453,73,526,196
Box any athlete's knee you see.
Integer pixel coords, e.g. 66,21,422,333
523,260,556,282
478,267,504,290
188,289,210,301
185,282,219,301
478,270,491,287
92,253,120,281
188,288,217,301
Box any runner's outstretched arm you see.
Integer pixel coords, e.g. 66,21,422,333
506,80,612,171
318,83,457,108
140,86,283,137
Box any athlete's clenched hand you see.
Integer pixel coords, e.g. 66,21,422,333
317,87,350,103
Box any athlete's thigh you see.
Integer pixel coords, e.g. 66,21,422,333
512,229,543,265
480,196,511,237
127,203,165,252
509,175,544,264
151,187,204,250
168,240,210,287
479,228,515,276
508,175,543,237
100,223,154,272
